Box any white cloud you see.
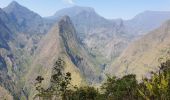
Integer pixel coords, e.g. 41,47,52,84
63,0,75,4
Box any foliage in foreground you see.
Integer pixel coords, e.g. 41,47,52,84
138,59,170,100
34,58,170,100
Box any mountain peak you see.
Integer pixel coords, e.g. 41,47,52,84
56,15,77,41
7,1,21,8
53,6,95,18
71,5,95,12
58,16,75,33
4,0,41,18
3,1,26,14
59,16,72,25
10,1,19,5
58,16,72,28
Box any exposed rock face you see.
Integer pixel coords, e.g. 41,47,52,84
58,16,101,82
0,8,14,50
1,1,170,99
25,16,101,99
52,7,170,72
0,8,20,99
51,6,131,70
0,20,11,50
0,2,63,99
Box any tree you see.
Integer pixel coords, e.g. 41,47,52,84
68,86,102,100
34,56,170,100
101,74,138,100
138,60,170,100
34,57,72,100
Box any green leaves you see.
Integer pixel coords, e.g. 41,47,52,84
137,89,150,100
101,74,138,100
34,58,170,100
69,86,101,100
138,60,170,100
34,57,73,100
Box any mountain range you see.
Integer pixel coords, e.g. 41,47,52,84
0,1,170,99
107,19,170,80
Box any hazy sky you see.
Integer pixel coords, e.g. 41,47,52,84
0,0,170,20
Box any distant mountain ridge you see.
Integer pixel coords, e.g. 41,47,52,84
50,6,170,75
1,1,170,99
53,6,95,18
50,6,130,69
107,20,170,80
125,10,170,36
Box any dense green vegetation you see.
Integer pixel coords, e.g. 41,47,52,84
34,58,170,100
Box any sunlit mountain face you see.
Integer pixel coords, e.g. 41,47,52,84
0,1,170,99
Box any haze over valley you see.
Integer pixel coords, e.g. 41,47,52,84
1,1,170,99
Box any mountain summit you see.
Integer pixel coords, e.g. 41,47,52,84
53,6,95,18
3,1,48,34
3,1,34,15
1,1,170,99
5,1,21,9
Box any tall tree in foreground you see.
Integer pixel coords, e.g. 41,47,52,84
34,57,170,100
34,57,72,100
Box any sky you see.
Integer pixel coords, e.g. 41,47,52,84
0,0,170,20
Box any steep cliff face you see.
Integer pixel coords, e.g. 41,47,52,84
58,16,101,83
0,8,20,99
107,20,170,80
0,8,13,50
0,19,11,50
0,47,25,99
25,16,101,99
51,6,130,71
1,1,170,98
0,2,47,99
